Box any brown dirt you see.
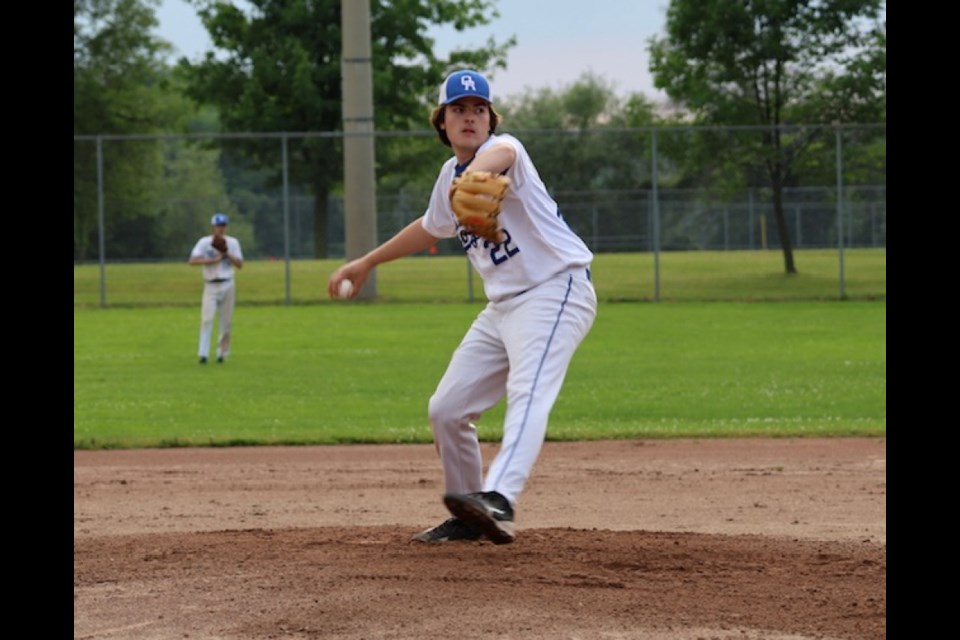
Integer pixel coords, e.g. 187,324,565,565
74,438,886,640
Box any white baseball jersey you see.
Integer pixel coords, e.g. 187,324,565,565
190,236,243,281
421,133,593,302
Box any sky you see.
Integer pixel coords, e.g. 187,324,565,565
152,0,671,102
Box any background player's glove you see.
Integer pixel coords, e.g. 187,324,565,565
211,235,228,253
450,171,510,244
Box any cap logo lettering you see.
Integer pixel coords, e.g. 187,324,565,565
460,75,477,92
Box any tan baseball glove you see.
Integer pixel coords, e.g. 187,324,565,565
211,235,228,253
450,171,510,244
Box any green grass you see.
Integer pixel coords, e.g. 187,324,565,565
73,248,886,307
74,301,886,449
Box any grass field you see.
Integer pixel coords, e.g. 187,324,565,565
74,299,886,449
73,248,886,307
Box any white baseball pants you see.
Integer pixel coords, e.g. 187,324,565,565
428,268,597,507
198,280,236,359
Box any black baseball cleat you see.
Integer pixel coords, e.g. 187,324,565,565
216,356,224,363
443,491,515,545
199,356,208,364
411,517,483,543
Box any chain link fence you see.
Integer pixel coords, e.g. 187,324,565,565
74,124,885,305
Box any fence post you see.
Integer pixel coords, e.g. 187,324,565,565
591,204,598,251
97,136,107,308
651,128,661,302
795,207,802,248
723,206,729,250
835,124,846,300
282,134,292,305
466,257,475,303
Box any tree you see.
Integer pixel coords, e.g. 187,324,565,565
74,0,177,136
499,73,662,250
503,73,629,189
74,0,216,261
648,0,886,273
179,0,515,258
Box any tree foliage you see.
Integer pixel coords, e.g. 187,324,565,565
648,0,886,273
74,0,178,135
502,72,655,191
495,73,663,249
74,0,228,261
178,0,516,257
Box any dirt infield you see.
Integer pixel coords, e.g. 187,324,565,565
74,438,886,640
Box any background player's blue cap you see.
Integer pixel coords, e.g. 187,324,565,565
211,213,229,226
438,70,492,105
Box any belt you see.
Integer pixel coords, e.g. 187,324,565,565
560,266,592,282
207,278,231,283
505,267,592,301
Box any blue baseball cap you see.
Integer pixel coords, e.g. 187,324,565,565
211,213,229,226
438,70,492,105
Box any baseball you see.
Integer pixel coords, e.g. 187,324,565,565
337,279,354,299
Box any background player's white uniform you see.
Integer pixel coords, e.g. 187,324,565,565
421,133,597,508
190,235,243,361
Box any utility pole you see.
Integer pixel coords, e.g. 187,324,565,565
341,0,378,298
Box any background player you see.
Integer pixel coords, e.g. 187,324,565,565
328,70,597,544
189,213,244,364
